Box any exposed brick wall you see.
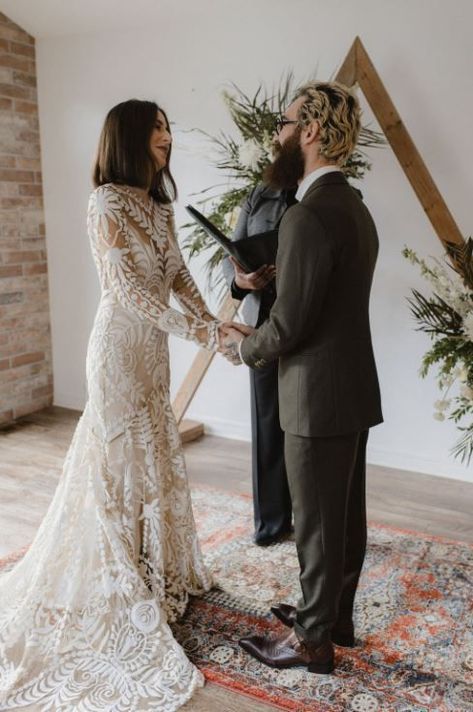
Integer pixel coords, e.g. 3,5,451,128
0,13,53,425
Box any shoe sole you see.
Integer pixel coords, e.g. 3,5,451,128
239,641,334,675
258,656,334,674
254,532,294,547
307,661,335,674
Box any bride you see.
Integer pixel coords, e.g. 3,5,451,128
0,99,245,711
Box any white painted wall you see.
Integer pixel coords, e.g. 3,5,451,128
15,0,473,480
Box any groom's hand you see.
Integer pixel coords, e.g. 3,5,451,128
230,257,276,291
217,326,246,365
220,321,256,337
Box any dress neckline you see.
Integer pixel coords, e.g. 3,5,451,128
113,184,157,217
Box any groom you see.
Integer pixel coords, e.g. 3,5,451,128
221,81,383,674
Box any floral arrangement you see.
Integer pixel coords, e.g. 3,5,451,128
403,239,473,464
182,74,385,291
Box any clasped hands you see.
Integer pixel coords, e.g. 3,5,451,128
217,322,255,365
215,258,273,364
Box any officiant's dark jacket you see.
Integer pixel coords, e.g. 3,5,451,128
222,184,289,326
222,184,293,542
240,171,383,437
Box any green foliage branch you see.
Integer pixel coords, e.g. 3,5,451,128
403,240,473,465
182,74,385,294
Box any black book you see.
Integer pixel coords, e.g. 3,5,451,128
185,205,278,274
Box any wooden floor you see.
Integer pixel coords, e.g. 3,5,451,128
1,406,472,712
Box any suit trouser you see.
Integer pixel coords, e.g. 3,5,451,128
284,429,368,644
250,362,292,541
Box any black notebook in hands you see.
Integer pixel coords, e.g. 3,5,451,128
185,205,278,274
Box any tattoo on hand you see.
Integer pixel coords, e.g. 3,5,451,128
223,340,241,364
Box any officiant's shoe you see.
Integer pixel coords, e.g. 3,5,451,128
253,526,294,547
270,603,355,648
239,629,334,674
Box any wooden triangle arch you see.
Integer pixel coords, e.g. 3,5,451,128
175,36,466,442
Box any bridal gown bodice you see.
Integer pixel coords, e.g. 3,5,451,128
0,184,220,711
87,184,217,441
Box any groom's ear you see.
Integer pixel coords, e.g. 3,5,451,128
300,120,320,146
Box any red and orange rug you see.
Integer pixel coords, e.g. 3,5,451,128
2,485,472,711
177,486,473,712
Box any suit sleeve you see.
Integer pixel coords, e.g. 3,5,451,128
240,204,335,367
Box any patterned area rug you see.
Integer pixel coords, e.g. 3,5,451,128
2,485,473,711
177,486,473,712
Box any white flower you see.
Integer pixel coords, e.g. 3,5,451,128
238,139,264,171
460,384,473,400
262,132,276,161
224,207,241,231
131,599,160,633
454,365,469,382
433,412,445,421
462,312,473,342
451,296,470,319
434,399,450,411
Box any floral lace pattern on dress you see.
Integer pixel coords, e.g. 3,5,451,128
0,184,218,711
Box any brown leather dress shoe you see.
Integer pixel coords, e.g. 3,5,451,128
270,602,297,627
270,603,356,648
239,628,334,674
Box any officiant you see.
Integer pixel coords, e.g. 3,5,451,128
222,184,296,546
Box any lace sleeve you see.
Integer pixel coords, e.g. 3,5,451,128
89,186,219,351
168,209,215,323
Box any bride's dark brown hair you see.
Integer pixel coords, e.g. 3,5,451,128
93,99,177,203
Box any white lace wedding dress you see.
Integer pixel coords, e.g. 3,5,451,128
0,184,221,711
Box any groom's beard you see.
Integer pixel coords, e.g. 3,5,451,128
263,129,305,191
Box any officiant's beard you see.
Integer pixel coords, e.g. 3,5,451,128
263,129,305,191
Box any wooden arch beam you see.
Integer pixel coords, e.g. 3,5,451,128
349,37,464,247
174,37,466,433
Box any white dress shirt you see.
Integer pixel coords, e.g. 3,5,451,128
295,164,341,202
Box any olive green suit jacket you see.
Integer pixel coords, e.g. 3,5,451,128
240,171,383,437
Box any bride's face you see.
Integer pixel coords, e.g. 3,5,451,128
149,110,171,170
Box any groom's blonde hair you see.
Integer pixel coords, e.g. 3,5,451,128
294,81,361,165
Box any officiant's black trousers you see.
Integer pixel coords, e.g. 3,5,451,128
250,362,292,542
284,429,369,645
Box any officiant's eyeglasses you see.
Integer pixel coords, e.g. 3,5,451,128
274,117,299,134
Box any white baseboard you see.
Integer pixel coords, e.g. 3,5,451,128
366,445,472,483
188,412,252,442
51,401,472,484
190,414,472,483
53,391,86,412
